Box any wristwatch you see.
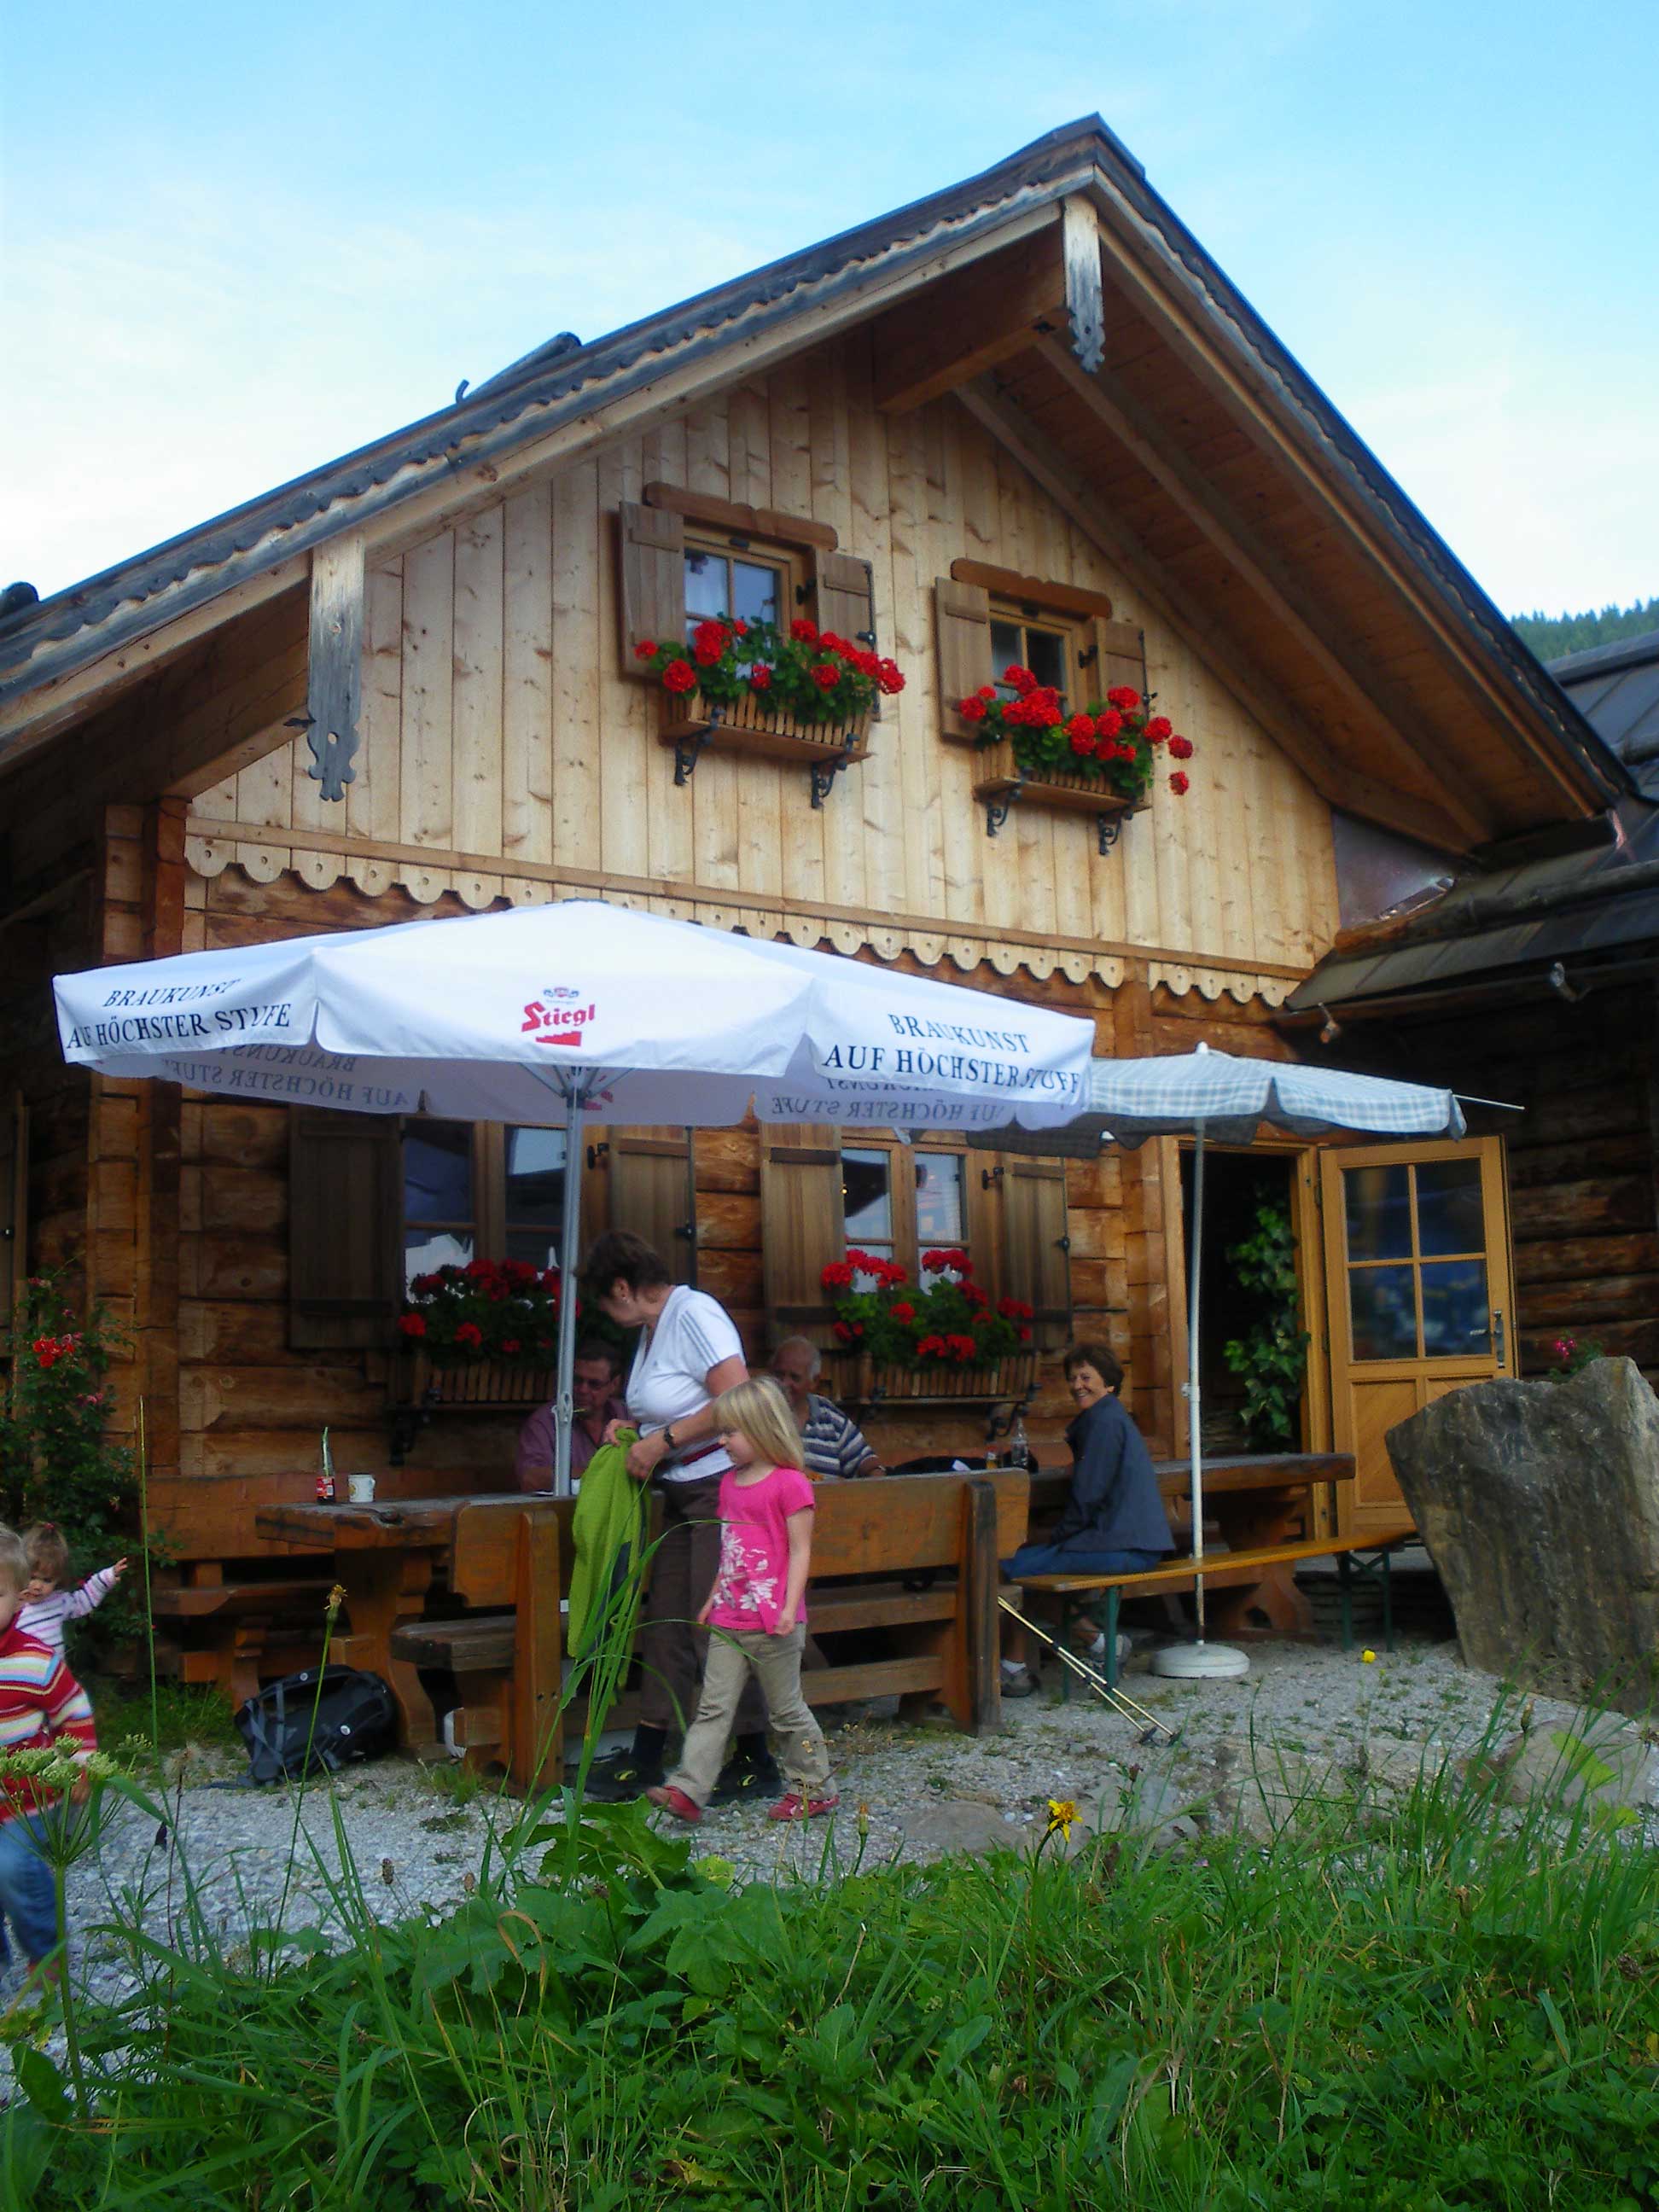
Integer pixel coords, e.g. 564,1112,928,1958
660,1425,678,1457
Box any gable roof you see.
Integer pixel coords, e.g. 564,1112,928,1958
0,117,1627,844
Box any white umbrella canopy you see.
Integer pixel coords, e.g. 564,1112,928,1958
55,898,1094,1489
1066,1045,1469,1675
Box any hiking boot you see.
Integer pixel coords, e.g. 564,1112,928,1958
578,1749,666,1802
766,1791,840,1823
999,1664,1040,1698
708,1754,783,1807
644,1784,702,1825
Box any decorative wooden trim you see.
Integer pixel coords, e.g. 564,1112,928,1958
182,813,1316,981
832,1350,1040,1407
948,560,1116,623
1061,195,1105,374
303,535,366,803
643,482,837,553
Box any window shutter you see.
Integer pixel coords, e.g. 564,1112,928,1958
288,1109,404,1349
935,578,992,737
1089,616,1147,707
618,500,685,673
607,1127,696,1287
0,1091,26,1324
759,1125,845,1347
811,553,882,719
1001,1158,1072,1351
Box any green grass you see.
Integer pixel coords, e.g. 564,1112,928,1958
79,1673,243,1755
5,1740,1658,2209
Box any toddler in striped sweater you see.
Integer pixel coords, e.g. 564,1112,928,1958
18,1524,126,1657
0,1522,99,1981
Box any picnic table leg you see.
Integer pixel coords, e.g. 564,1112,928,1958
963,1480,1001,1737
1105,1588,1121,1690
330,1552,439,1749
1336,1551,1354,1652
1382,1546,1394,1654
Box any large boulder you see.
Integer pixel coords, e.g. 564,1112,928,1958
1385,1358,1659,1714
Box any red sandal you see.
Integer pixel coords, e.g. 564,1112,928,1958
644,1784,703,1825
766,1791,840,1823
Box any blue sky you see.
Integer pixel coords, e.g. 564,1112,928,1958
3,0,1655,614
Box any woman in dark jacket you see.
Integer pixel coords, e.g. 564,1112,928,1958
1001,1342,1174,1693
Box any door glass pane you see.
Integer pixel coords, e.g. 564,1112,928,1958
1344,1163,1412,1261
842,1148,893,1255
1026,626,1068,696
505,1126,566,1257
990,620,1023,692
405,1122,472,1225
731,557,780,627
1415,1159,1485,1256
914,1154,965,1283
684,550,727,626
1348,1264,1417,1360
1421,1259,1490,1356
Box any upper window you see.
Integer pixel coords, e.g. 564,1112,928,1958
841,1139,975,1286
989,603,1078,707
402,1121,568,1291
684,537,795,638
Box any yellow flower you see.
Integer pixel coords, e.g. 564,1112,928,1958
1361,1649,1377,1664
1045,1797,1078,1839
327,1584,347,1618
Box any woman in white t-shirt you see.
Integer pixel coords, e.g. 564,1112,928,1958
578,1231,776,1804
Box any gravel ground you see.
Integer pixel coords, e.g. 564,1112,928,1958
2,1621,1650,2090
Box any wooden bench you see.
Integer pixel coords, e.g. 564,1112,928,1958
389,1470,1028,1787
1011,1524,1418,1692
150,1576,335,1706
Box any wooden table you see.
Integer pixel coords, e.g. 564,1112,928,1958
254,1493,533,1749
1026,1452,1355,1635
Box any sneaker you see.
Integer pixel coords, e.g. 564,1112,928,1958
999,1664,1040,1698
578,1749,666,1802
766,1791,840,1823
708,1755,783,1807
644,1784,702,1825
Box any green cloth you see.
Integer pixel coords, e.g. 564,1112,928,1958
567,1428,644,1658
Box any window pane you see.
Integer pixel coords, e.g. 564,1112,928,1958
1421,1260,1490,1356
843,1148,893,1250
405,1122,472,1225
505,1226,560,1276
1026,626,1068,695
1416,1159,1485,1256
731,557,780,627
405,1227,473,1290
1348,1264,1417,1360
1343,1163,1412,1262
684,550,728,626
914,1154,965,1244
505,1126,566,1232
990,620,1023,694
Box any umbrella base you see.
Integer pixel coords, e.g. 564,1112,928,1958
1150,1641,1250,1679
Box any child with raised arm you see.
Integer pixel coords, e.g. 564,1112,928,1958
647,1376,837,1826
17,1525,126,1658
0,1522,99,1986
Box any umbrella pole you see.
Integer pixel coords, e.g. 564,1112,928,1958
1190,1123,1206,1643
552,1079,588,1501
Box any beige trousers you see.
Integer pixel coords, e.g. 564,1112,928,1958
665,1622,831,1807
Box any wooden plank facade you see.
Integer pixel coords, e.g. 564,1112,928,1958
0,120,1624,1592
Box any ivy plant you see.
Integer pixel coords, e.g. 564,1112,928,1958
1221,1201,1309,1450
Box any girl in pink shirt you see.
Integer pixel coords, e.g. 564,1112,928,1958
648,1377,836,1825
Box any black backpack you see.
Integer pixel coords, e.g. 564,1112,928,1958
236,1665,399,1784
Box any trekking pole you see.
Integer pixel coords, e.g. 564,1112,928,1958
997,1597,1179,1746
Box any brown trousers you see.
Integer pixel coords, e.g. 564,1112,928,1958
637,1470,767,1738
667,1624,830,1807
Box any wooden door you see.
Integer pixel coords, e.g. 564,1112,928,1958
1319,1137,1516,1538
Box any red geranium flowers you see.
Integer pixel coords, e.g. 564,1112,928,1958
638,613,905,726
955,667,1195,807
819,1247,1026,1372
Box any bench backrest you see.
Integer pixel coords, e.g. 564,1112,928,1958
452,1498,574,1608
809,1471,1027,1579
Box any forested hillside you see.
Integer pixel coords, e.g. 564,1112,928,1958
1513,596,1659,661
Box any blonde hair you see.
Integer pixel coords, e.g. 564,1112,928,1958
711,1375,807,1477
0,1525,31,1596
22,1522,70,1586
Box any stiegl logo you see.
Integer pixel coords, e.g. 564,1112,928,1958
521,989,597,1047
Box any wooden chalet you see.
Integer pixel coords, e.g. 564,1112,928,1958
0,118,1627,1636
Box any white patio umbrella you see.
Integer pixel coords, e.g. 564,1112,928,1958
1075,1045,1468,1677
55,898,1092,1493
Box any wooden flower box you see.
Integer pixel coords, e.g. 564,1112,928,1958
831,1350,1040,1409
393,1353,556,1412
967,738,1133,816
658,687,870,775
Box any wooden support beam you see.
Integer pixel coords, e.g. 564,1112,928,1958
1036,337,1492,845
1061,195,1105,373
958,374,1473,857
155,585,311,798
303,535,366,802
871,223,1066,414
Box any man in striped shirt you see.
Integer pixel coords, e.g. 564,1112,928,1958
0,1523,99,1977
770,1339,885,1482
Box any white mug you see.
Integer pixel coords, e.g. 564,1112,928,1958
347,1475,377,1504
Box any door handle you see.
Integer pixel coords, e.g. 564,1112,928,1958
1492,1308,1506,1368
